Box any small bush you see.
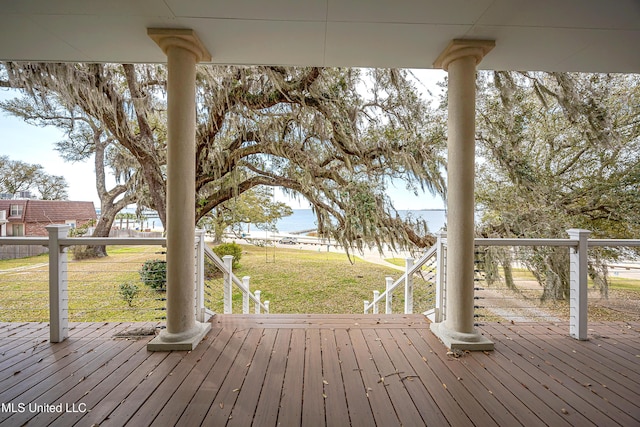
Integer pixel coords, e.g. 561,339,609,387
213,243,242,269
119,282,140,307
139,259,167,291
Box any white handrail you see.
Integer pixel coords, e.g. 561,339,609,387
364,244,438,313
202,244,269,313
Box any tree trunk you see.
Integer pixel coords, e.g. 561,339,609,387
501,257,516,290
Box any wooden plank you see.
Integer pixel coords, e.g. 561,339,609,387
319,328,350,426
301,328,325,427
0,319,637,427
91,352,185,426
149,326,232,426
483,323,639,427
0,323,118,383
252,328,292,426
125,327,224,426
0,337,135,425
203,327,264,423
213,314,429,329
0,325,128,404
0,326,78,374
27,337,151,426
333,329,376,427
228,328,278,426
481,324,605,426
176,326,252,426
348,328,400,426
405,329,501,427
382,328,459,427
277,328,305,426
482,323,640,426
513,323,640,397
360,327,425,426
67,349,171,426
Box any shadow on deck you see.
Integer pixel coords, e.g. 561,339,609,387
0,315,638,426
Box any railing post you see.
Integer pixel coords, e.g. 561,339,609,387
433,231,447,322
195,229,206,322
255,290,261,314
223,255,233,314
242,276,250,314
264,300,270,313
385,276,393,314
364,300,369,314
404,257,414,314
373,290,380,314
47,225,70,343
567,229,591,340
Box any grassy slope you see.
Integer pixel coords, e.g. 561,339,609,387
1,245,637,322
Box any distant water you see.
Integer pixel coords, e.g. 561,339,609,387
274,209,446,234
119,207,447,234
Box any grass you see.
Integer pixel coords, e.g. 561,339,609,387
609,275,640,291
0,253,49,270
205,245,435,315
0,243,435,321
2,244,638,322
0,245,167,322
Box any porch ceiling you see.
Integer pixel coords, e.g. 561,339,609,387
0,0,639,72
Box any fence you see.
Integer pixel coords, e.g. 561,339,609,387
0,225,268,343
365,229,640,341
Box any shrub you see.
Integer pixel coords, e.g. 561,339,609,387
119,282,140,307
139,259,167,291
212,243,242,269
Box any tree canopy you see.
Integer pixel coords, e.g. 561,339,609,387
1,63,446,253
475,71,640,299
0,155,68,200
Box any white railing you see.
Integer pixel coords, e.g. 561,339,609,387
365,229,640,341
197,231,269,315
364,240,440,315
0,225,270,343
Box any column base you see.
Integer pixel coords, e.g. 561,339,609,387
430,322,494,351
147,321,211,351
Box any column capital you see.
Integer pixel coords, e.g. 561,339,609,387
434,39,495,71
148,28,211,62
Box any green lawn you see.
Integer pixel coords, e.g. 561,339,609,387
0,245,167,322
3,244,637,322
0,244,435,321
205,245,435,315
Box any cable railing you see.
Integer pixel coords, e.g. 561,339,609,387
0,225,271,343
365,229,640,341
363,242,439,315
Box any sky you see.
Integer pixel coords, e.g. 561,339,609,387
0,68,447,211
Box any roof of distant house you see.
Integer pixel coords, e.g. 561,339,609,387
0,200,97,223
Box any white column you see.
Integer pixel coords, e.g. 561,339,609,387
430,40,495,351
147,29,212,351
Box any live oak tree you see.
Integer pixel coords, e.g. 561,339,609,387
0,95,141,257
1,63,446,255
475,71,640,299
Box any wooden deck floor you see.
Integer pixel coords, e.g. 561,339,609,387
0,315,638,426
